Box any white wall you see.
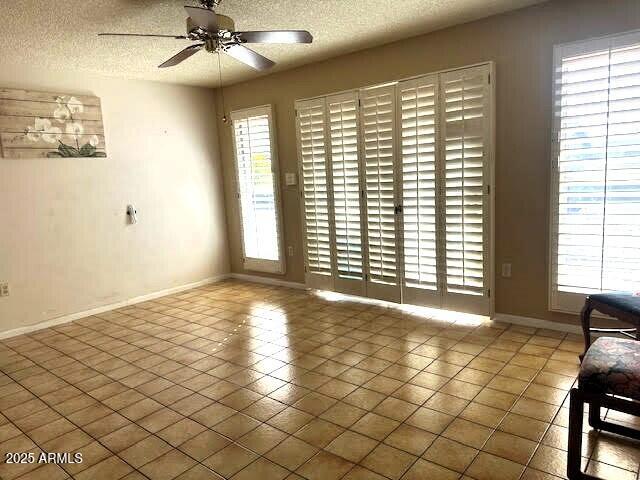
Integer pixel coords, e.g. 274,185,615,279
0,63,229,334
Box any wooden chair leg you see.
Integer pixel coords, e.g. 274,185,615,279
588,400,601,429
568,388,585,479
580,301,593,362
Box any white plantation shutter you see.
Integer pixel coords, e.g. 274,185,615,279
327,92,364,281
441,66,490,299
399,76,440,292
551,31,640,312
295,63,494,314
231,105,284,274
360,85,400,295
295,99,334,288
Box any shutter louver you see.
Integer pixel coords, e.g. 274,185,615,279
297,100,333,276
328,93,363,279
399,77,439,291
231,106,283,274
361,86,398,285
552,33,640,308
441,68,488,296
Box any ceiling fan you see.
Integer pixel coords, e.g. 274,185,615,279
98,0,313,71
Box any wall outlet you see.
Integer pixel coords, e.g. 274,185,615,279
287,246,294,257
0,282,9,297
501,263,512,278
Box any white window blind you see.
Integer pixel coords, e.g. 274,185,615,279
327,92,363,279
441,66,489,297
296,99,333,286
230,105,284,274
551,31,640,312
361,85,399,285
399,76,439,291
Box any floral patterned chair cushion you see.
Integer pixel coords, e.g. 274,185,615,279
579,336,640,400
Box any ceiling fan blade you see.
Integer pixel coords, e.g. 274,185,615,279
184,6,218,31
235,30,313,44
223,44,276,71
98,33,187,39
158,44,203,68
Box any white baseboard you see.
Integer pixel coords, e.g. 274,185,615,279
0,274,229,340
229,273,307,290
493,313,582,334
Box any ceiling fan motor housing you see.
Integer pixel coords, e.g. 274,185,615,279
186,15,235,37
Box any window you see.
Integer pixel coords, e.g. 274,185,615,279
550,31,640,312
230,105,284,274
295,63,494,315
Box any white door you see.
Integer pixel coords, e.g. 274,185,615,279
296,98,334,290
360,85,402,303
327,92,367,296
397,75,443,307
440,65,492,315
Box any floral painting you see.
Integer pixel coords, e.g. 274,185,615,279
0,88,106,158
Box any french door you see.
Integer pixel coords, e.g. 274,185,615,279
296,63,494,315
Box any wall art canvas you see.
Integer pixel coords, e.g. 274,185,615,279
0,88,106,158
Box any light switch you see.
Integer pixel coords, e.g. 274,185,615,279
285,172,297,186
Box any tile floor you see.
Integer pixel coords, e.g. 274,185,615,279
1,280,640,480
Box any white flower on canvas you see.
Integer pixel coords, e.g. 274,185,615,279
25,117,62,143
53,97,71,123
67,97,84,114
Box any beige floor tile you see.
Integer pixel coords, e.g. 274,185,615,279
460,402,507,428
483,431,537,465
341,465,387,480
326,430,378,463
343,387,387,410
351,412,400,440
266,436,318,470
320,401,367,428
383,423,436,456
212,412,261,439
441,417,493,449
100,424,150,453
425,392,470,416
401,458,460,480
424,436,478,473
232,457,289,480
238,423,288,454
528,444,569,478
268,407,314,434
392,383,435,405
75,456,133,480
140,449,196,480
294,418,345,448
466,452,525,480
119,435,173,468
406,407,455,434
157,417,207,446
498,412,549,442
178,430,230,461
372,397,418,422
204,443,258,478
361,443,417,480
296,451,354,480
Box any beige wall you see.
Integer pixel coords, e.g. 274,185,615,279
215,0,640,325
0,64,229,335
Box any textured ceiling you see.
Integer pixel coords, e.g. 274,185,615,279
0,0,546,87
